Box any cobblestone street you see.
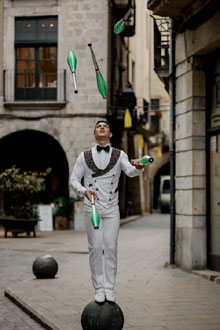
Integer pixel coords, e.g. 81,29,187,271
1,214,220,330
0,226,88,329
0,237,77,329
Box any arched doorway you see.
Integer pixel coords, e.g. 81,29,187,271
153,161,170,210
0,130,69,211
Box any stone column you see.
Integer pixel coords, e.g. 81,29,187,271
175,56,207,270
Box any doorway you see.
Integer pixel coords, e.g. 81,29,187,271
0,130,69,213
209,133,220,270
207,49,220,271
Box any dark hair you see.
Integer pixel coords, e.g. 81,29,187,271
94,120,111,131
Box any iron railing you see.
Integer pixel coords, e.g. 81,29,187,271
152,16,170,70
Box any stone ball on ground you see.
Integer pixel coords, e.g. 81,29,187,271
81,300,124,330
32,255,58,279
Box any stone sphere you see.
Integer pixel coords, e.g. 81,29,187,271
32,255,58,279
81,301,124,330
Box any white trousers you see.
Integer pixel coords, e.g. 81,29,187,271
84,206,120,292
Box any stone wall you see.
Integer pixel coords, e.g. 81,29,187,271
173,11,220,268
174,10,220,270
175,56,207,269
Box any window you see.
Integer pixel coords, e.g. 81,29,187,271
15,17,58,101
150,98,160,111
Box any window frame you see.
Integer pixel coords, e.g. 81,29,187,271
14,16,58,101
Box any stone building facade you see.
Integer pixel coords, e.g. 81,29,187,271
108,0,170,215
148,0,220,271
0,0,171,223
0,0,108,204
128,2,170,212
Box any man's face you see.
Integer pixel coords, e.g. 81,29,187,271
93,122,112,140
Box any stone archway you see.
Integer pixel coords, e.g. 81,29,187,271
0,129,69,211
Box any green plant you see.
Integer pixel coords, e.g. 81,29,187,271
53,195,75,220
0,165,51,219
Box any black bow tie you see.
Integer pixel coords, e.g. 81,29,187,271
97,145,110,152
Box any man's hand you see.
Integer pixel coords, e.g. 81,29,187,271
131,160,144,170
84,189,98,202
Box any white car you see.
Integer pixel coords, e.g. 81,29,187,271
160,175,170,213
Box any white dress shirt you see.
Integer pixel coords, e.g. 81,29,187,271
69,144,143,209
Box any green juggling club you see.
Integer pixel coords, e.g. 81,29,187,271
91,195,100,230
67,51,78,94
114,5,134,34
88,43,108,99
133,155,154,165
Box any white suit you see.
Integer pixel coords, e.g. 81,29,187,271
69,144,143,292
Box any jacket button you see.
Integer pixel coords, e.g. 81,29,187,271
110,191,112,194
89,184,92,187
111,182,113,184
96,188,99,191
109,198,111,201
97,198,99,201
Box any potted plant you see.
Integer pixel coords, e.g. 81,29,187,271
52,195,75,230
0,165,51,237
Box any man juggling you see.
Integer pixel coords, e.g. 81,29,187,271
69,120,144,303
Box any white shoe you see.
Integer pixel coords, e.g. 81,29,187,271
95,290,105,303
105,290,115,302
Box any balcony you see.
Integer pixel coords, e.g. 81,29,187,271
147,0,218,32
147,0,193,17
3,69,66,110
152,16,170,91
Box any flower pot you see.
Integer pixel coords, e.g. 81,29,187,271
54,216,69,230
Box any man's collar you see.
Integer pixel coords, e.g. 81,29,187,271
95,143,111,148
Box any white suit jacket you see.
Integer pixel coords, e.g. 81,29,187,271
69,145,143,210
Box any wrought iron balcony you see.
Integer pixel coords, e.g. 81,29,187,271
152,16,170,91
148,0,218,32
147,0,192,17
3,69,66,110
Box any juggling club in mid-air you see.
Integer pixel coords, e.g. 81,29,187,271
67,51,78,94
91,194,100,230
88,43,108,99
114,5,135,35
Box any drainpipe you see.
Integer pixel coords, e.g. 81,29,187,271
169,19,176,265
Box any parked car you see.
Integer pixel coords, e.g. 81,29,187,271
159,175,170,213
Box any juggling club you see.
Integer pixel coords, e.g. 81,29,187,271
91,194,100,229
114,5,135,35
88,43,108,99
67,51,78,94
